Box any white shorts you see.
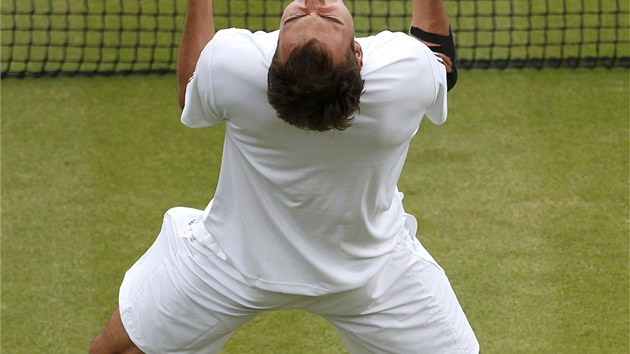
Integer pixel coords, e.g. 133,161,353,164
119,207,479,354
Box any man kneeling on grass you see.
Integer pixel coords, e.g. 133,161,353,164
90,0,477,353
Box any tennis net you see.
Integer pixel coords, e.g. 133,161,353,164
2,0,629,77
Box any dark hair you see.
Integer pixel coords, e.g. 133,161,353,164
267,39,365,132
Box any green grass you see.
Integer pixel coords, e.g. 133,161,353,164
2,68,628,353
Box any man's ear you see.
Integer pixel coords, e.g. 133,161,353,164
354,41,363,70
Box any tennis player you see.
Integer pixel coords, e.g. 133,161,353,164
90,0,478,353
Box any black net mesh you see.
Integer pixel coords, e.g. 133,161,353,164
2,0,629,77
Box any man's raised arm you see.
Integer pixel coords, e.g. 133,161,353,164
178,0,215,109
410,0,450,36
409,0,458,90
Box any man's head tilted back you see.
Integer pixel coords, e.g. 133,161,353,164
267,0,365,132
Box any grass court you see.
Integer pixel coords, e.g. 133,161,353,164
2,67,628,353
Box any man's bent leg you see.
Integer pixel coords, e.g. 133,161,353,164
311,217,478,353
328,257,479,354
107,207,257,353
89,308,142,354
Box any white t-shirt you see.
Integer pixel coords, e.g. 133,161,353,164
181,28,448,295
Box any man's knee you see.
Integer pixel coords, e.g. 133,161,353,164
89,341,143,354
88,333,109,354
89,308,143,354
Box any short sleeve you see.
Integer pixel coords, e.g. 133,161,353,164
424,51,448,125
181,39,225,128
